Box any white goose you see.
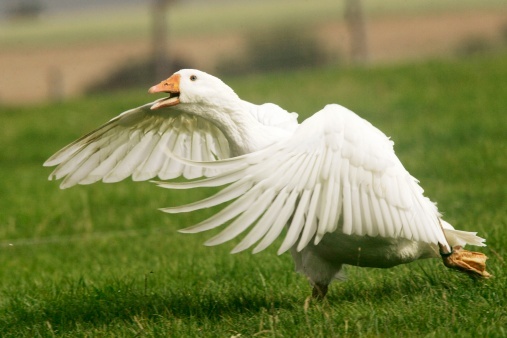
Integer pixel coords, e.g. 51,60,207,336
45,69,490,298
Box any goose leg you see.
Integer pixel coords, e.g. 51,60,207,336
311,282,329,300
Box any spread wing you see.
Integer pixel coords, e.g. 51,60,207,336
44,102,230,189
159,104,449,254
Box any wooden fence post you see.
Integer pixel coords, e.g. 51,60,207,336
345,0,369,64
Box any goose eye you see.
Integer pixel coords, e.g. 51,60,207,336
190,75,197,81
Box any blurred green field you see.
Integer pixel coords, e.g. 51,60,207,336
0,53,506,336
1,0,505,48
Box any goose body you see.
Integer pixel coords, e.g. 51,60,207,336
45,69,489,298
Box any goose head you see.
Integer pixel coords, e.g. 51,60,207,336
149,69,239,110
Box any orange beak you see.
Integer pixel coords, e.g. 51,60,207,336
149,73,181,110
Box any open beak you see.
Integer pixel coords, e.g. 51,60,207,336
149,74,181,110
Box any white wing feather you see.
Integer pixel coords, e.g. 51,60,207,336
44,102,231,188
162,104,450,253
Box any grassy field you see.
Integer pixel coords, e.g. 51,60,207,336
1,52,506,336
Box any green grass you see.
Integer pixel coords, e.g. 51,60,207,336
1,53,507,336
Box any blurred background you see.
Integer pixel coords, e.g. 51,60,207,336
0,0,506,105
1,2,506,335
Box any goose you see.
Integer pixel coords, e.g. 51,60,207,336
44,69,490,298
